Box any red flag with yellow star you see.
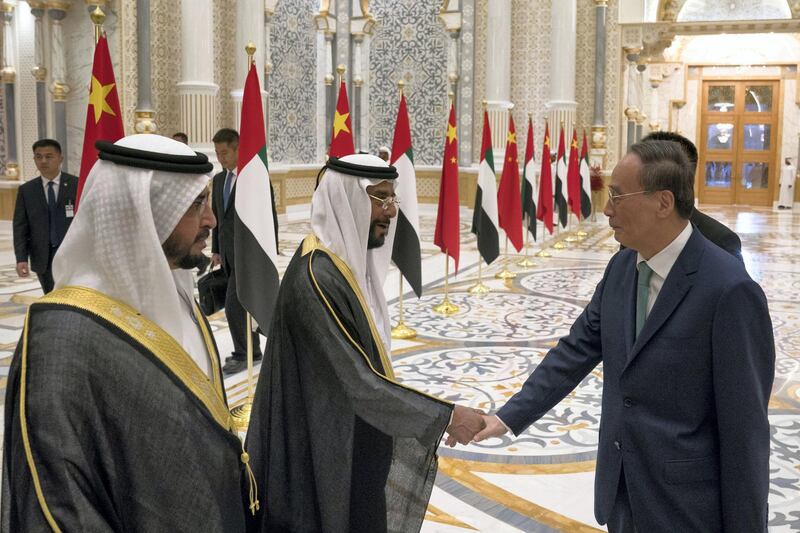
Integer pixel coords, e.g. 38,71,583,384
329,80,355,157
536,123,554,234
566,128,582,218
434,103,460,270
77,35,124,210
497,114,523,252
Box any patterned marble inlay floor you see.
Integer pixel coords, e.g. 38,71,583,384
0,204,798,531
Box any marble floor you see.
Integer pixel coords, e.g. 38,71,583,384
0,203,798,531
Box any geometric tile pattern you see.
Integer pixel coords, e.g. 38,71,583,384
268,0,319,163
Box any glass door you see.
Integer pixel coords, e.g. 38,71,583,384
698,80,779,206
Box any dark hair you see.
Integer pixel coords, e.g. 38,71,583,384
629,140,694,219
172,132,189,144
32,138,62,154
212,128,239,146
641,131,698,173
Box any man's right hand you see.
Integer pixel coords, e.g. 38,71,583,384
16,262,29,278
211,253,222,268
473,415,509,442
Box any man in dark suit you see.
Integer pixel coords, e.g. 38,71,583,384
211,128,263,374
642,131,743,261
13,139,77,294
473,141,775,532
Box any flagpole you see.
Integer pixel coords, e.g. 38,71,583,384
231,41,259,432
495,236,516,279
433,252,459,315
517,224,536,268
536,222,551,257
90,5,105,44
468,257,491,294
392,276,418,339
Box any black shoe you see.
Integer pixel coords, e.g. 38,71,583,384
225,353,263,363
222,354,263,375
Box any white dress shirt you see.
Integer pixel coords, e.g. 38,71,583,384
636,222,693,315
41,173,61,200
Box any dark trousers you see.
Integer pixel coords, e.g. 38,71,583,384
608,470,638,533
224,267,262,360
36,246,56,294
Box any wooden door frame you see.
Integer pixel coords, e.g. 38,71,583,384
697,78,783,206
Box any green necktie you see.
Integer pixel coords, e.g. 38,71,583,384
636,261,654,338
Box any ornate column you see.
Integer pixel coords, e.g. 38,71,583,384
30,1,47,139
623,46,641,151
548,0,577,145
350,3,374,153
439,1,462,160
232,0,264,131
314,2,336,154
177,0,217,146
48,2,71,171
635,61,646,142
1,1,18,179
648,67,662,134
264,0,276,143
590,0,608,168
485,0,511,161
134,0,156,133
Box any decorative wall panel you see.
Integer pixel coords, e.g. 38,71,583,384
268,0,318,163
509,0,552,164
0,86,6,174
368,0,449,166
16,3,38,179
472,0,486,163
151,0,182,137
213,0,236,131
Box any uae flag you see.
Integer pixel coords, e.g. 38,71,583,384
580,130,592,220
434,103,460,270
536,123,554,234
554,125,568,228
521,116,537,239
77,35,124,210
390,93,423,297
471,110,500,265
497,114,523,252
566,129,582,219
234,64,280,330
329,80,355,157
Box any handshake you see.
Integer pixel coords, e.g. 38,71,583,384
443,405,509,447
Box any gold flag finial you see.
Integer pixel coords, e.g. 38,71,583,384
336,64,346,78
397,78,405,95
447,90,454,103
245,42,256,66
90,4,105,43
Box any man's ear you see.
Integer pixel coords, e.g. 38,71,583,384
656,190,675,219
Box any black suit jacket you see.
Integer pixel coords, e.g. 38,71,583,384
690,207,742,261
211,169,236,272
13,173,78,273
497,228,774,531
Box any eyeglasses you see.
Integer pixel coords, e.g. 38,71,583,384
367,194,400,211
607,189,650,206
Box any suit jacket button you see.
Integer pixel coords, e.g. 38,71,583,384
623,398,633,408
614,440,621,450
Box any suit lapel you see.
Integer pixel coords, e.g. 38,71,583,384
625,229,704,368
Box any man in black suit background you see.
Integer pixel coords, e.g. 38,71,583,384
642,131,743,261
211,128,263,374
13,139,77,294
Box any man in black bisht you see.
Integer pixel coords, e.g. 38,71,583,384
246,154,485,533
2,135,253,532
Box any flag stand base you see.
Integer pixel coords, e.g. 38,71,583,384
564,234,579,243
495,267,516,279
535,249,552,257
552,241,567,249
391,320,418,339
432,297,460,316
467,280,491,294
230,401,252,432
517,257,536,268
576,230,588,237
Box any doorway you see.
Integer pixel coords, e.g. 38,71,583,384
697,79,780,206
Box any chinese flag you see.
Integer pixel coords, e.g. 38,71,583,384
566,128,582,218
329,80,355,157
536,123,554,234
497,114,523,252
76,35,124,210
434,103,460,270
